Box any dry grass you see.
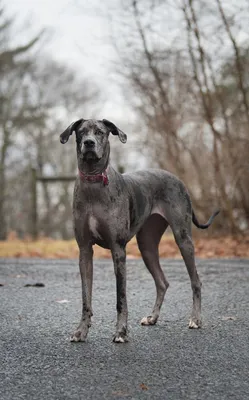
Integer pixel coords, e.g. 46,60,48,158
0,232,249,259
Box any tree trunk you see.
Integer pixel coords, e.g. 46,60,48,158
0,128,9,240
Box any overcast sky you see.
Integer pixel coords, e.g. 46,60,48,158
4,0,147,169
7,0,248,121
4,0,249,171
6,0,130,120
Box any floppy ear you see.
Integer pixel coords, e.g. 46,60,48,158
102,119,127,144
60,119,84,144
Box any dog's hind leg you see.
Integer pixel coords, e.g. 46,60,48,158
137,214,169,326
170,214,202,329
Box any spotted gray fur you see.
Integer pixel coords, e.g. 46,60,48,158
60,118,219,343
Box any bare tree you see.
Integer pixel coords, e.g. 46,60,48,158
108,0,249,234
0,6,43,239
3,58,100,239
0,5,101,239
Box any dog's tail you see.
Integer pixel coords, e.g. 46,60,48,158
192,209,220,229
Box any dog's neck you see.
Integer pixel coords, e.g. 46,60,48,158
77,142,110,175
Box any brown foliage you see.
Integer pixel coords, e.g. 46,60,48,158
110,0,249,236
1,235,248,259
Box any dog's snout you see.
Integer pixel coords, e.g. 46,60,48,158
84,139,95,148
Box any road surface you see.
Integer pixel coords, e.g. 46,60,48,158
0,258,249,399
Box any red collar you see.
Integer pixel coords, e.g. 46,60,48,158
78,169,109,186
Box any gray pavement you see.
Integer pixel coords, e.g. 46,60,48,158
0,257,249,400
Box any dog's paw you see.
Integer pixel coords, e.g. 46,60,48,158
70,325,89,342
70,330,87,342
112,331,128,343
141,315,158,326
189,318,202,329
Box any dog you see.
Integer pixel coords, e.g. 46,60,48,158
60,118,219,343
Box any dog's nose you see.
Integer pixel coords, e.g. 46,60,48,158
84,139,95,148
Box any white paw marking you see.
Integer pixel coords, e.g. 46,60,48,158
189,320,199,329
89,216,102,239
70,332,86,342
114,336,125,343
141,316,157,325
141,317,151,325
70,336,80,342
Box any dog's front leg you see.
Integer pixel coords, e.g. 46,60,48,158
112,245,128,343
70,247,93,342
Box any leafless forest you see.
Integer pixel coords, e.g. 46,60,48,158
0,0,249,240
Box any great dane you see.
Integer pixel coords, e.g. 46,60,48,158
60,118,219,343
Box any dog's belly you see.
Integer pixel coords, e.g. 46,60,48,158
94,238,111,249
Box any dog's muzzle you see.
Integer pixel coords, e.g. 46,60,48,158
82,139,100,161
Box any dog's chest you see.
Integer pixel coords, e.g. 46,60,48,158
88,215,102,239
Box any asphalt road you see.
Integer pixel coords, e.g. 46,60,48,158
1,257,249,400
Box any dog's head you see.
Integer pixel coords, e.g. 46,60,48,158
60,119,127,162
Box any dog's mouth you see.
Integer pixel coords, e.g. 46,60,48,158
83,150,100,162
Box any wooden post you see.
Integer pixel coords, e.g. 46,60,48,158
31,168,38,240
30,172,76,239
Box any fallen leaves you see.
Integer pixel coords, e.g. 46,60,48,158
56,299,70,304
140,383,149,391
111,391,130,397
111,383,148,398
0,235,248,259
221,316,237,321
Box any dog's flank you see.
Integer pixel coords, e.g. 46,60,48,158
60,118,219,343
